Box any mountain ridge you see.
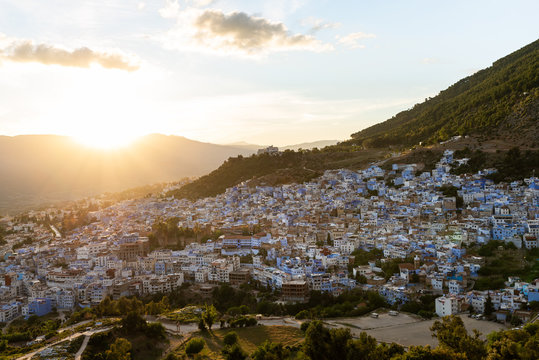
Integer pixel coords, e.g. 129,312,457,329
0,134,254,212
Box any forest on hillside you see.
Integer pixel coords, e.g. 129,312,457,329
349,39,539,148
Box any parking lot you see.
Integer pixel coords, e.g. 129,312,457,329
325,313,506,347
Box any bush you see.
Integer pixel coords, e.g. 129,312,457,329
245,317,258,327
45,330,57,340
418,310,435,319
222,343,248,360
295,310,309,320
185,338,205,356
223,331,238,346
300,321,311,333
145,322,166,339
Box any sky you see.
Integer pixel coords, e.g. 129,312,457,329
0,0,537,147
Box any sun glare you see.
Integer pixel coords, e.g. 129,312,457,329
71,131,141,150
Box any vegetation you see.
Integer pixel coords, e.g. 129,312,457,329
185,338,205,357
175,317,538,360
81,312,167,360
168,148,387,200
382,149,443,172
451,147,539,182
1,314,61,344
399,294,439,319
349,39,539,147
148,217,201,250
174,325,304,359
468,241,539,289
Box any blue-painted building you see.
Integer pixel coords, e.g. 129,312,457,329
28,298,52,317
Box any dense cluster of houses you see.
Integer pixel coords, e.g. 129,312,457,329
1,150,538,323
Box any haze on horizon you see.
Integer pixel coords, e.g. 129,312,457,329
0,0,538,148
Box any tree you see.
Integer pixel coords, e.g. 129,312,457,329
185,338,205,357
104,338,131,360
223,331,238,346
486,324,539,360
393,345,466,360
222,343,248,360
356,274,368,284
252,341,289,360
202,304,218,330
329,328,352,359
484,294,494,316
430,316,486,360
303,320,331,360
121,311,146,334
346,331,377,360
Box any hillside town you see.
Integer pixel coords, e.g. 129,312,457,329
1,150,538,326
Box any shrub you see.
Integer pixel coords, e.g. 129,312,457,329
246,317,258,327
295,310,309,320
300,321,311,333
223,331,238,346
185,338,205,356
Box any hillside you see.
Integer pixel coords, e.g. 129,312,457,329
0,134,254,213
170,148,387,200
171,39,539,201
348,39,539,148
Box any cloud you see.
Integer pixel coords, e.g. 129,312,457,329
159,0,181,18
161,8,332,55
337,32,376,49
0,40,139,71
189,0,215,6
421,57,440,64
301,17,341,33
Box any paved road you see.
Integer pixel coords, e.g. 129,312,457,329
75,335,91,360
147,316,302,336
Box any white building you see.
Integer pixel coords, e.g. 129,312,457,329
435,296,460,317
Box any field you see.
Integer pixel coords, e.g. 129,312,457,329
172,325,304,359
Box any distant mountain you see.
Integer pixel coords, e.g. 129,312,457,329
171,39,539,201
281,140,340,151
0,134,254,212
227,140,340,151
225,142,266,151
349,39,539,148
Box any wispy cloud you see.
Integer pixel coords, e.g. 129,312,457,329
337,32,376,49
0,38,139,71
301,17,341,34
421,57,440,64
159,7,332,56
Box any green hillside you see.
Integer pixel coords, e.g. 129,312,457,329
348,39,539,148
169,148,387,200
